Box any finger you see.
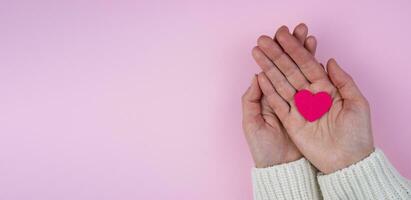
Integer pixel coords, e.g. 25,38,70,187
257,72,290,120
326,59,366,103
261,96,281,127
293,23,308,44
252,46,297,102
293,23,317,55
257,36,309,90
304,35,317,56
242,75,264,124
276,26,330,84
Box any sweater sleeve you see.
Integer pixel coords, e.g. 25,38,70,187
317,149,411,199
252,158,321,200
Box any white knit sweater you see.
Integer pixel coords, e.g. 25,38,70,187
252,149,411,199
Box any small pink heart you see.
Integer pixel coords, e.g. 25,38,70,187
294,89,332,122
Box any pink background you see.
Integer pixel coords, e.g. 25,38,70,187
1,0,410,199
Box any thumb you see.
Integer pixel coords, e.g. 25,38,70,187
242,75,263,124
327,58,366,103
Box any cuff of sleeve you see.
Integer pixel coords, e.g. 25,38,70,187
252,158,320,200
318,149,411,199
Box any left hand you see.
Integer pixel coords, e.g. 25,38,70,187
242,24,317,167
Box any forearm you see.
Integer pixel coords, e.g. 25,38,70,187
252,158,321,200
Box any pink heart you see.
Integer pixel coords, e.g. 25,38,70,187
294,89,332,122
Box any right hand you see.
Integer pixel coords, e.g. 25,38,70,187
255,24,374,174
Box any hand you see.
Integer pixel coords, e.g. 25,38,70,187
242,24,317,168
254,24,374,173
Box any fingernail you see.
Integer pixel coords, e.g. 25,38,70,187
252,74,257,82
281,25,289,33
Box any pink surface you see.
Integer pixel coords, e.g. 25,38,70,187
295,90,332,122
0,0,410,199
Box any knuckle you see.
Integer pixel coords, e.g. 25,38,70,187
273,78,288,89
352,97,370,111
266,93,278,101
287,43,300,55
300,58,316,70
338,75,354,89
284,67,299,78
271,51,284,63
361,98,370,108
286,95,294,102
273,79,292,96
296,81,310,91
241,92,248,102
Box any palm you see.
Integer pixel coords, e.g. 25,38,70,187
283,84,373,173
252,25,374,173
245,96,302,168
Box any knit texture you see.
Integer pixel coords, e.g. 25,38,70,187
252,158,321,200
318,149,411,199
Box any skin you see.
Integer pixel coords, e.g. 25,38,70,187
242,24,317,168
242,23,374,174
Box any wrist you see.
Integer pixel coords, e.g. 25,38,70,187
322,146,375,174
253,149,303,168
254,154,302,168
